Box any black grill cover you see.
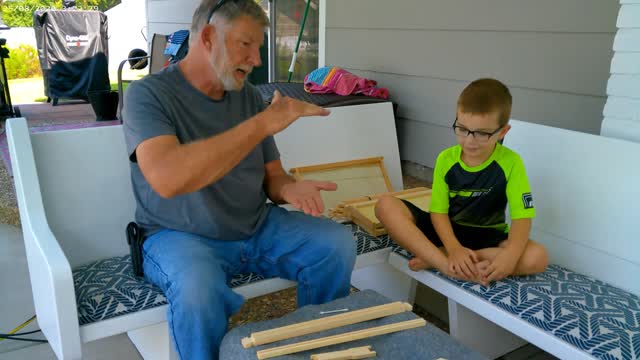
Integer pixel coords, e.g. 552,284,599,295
33,10,110,99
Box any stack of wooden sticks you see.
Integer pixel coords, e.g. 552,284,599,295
241,302,426,359
329,187,432,236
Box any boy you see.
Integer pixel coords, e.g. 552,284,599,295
375,78,548,285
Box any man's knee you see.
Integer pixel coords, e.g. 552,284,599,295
170,270,243,316
322,222,357,262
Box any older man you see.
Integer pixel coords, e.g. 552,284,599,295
123,0,356,358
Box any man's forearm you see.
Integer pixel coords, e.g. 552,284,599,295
149,111,270,197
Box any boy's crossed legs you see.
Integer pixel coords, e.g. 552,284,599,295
375,195,548,285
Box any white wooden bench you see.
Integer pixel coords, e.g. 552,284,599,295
388,120,640,360
6,103,415,360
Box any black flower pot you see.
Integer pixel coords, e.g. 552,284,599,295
88,90,119,121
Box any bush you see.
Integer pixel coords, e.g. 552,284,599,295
5,44,42,80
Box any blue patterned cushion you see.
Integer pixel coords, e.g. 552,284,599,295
73,224,392,326
391,246,640,360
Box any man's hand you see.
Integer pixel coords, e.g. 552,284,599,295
280,180,337,216
481,248,519,283
447,245,480,279
261,90,331,135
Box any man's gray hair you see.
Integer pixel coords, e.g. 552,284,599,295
190,0,269,40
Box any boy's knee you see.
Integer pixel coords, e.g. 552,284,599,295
523,242,549,273
375,195,399,219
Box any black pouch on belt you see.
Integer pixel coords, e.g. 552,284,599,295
126,222,145,277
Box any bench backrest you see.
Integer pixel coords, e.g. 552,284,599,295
504,120,640,295
8,103,402,269
9,120,135,268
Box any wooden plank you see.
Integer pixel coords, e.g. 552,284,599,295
242,302,412,348
311,346,376,360
256,319,426,359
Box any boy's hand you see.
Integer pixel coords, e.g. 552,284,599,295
481,248,519,283
447,245,480,279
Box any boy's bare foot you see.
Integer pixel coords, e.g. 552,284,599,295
408,257,430,271
476,260,491,274
476,260,491,286
443,260,491,285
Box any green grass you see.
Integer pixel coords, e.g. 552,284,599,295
7,72,143,105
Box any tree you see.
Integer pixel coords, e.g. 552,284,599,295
0,0,120,28
1,0,57,27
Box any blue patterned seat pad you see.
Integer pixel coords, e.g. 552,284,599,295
391,245,640,360
73,223,392,326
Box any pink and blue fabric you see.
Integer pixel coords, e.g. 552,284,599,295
304,67,389,99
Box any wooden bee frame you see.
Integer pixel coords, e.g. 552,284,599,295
345,188,432,236
289,157,393,216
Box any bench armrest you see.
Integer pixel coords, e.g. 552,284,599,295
6,118,82,359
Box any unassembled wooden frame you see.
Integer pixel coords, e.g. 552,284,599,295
242,302,412,348
255,319,426,359
345,188,432,236
289,157,393,216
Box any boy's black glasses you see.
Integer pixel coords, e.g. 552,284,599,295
452,118,503,143
207,0,239,23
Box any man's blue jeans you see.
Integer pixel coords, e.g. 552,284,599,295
141,205,357,360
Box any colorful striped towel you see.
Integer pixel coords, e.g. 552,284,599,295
304,67,389,99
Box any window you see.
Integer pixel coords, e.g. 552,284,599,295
268,0,320,82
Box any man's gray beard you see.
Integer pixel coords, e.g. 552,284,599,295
219,70,243,91
210,45,245,91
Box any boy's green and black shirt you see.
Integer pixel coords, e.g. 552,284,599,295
430,143,536,233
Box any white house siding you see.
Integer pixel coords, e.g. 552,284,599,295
325,0,618,167
106,0,149,71
145,0,200,40
602,0,640,142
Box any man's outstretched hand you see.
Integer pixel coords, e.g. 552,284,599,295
261,90,331,135
280,180,337,217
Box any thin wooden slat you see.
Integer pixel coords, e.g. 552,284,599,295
256,319,426,359
242,302,412,348
311,345,377,360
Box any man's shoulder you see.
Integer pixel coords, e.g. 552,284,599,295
127,66,176,97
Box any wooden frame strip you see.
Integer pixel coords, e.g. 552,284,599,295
256,319,426,359
241,302,412,348
289,157,384,176
310,345,376,360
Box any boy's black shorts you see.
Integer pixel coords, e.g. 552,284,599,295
401,200,508,251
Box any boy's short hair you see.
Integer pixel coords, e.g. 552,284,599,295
457,78,512,127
